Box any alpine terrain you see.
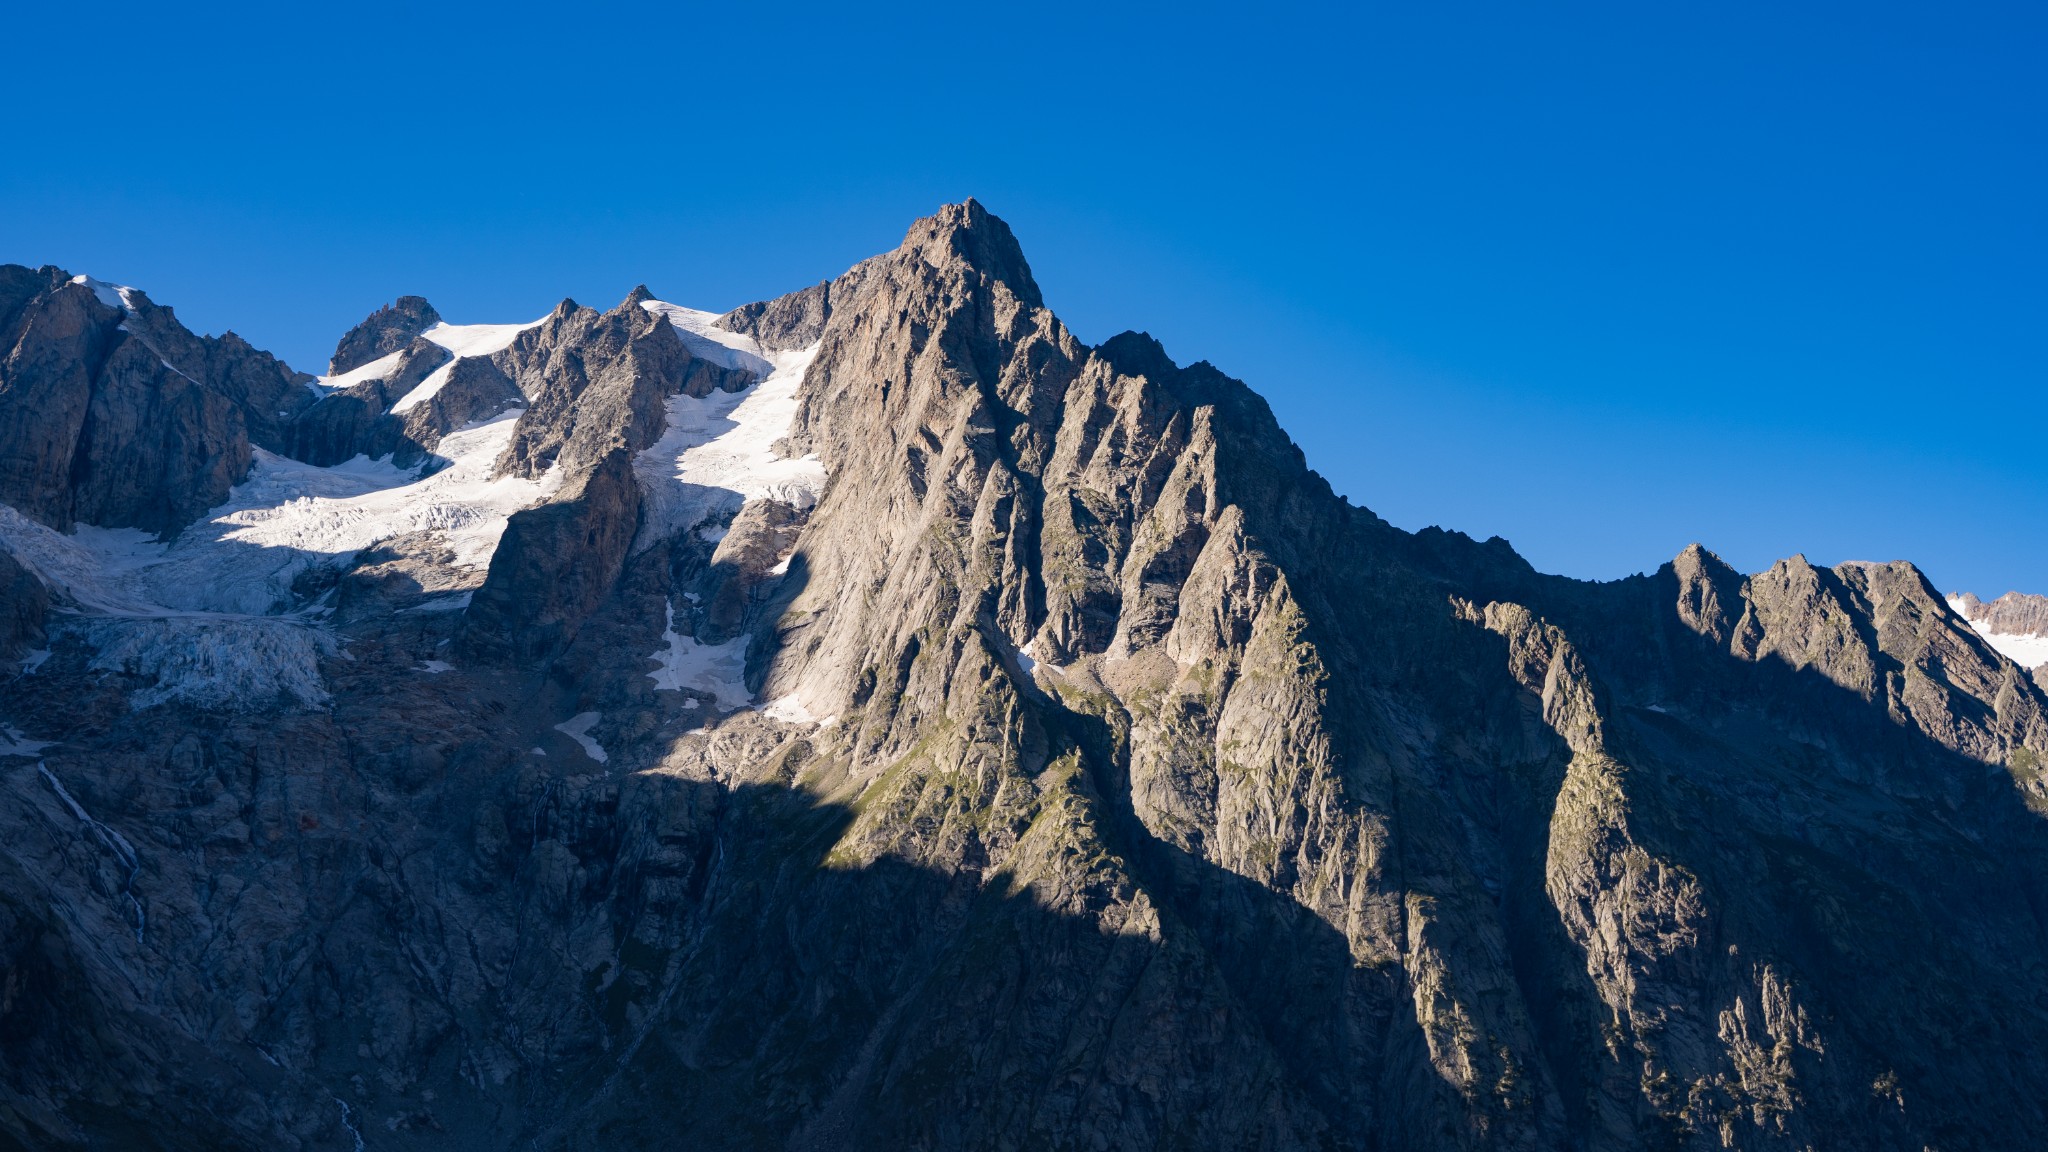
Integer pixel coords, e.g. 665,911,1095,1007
3,202,2047,1151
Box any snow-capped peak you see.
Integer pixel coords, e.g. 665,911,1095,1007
1947,592,2048,670
69,274,136,313
638,299,774,378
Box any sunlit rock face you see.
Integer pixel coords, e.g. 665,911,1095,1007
4,203,2048,1151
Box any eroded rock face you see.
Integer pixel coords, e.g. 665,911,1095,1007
3,204,2047,1152
328,294,441,375
460,448,640,666
1953,588,2048,638
288,336,452,466
719,279,834,350
493,289,751,483
0,266,315,538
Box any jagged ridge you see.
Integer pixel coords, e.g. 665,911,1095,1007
0,203,2045,1152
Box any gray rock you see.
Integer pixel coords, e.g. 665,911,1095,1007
328,294,441,375
719,280,833,350
286,337,451,466
4,204,2048,1152
459,448,641,666
0,267,313,537
1952,588,2048,637
493,290,751,482
0,274,112,528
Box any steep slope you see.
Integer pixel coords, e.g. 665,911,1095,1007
0,265,315,537
1,204,2045,1152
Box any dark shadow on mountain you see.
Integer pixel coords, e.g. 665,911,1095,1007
1408,526,2048,1151
502,768,1370,1150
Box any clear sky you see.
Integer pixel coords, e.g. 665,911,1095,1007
5,2,2042,593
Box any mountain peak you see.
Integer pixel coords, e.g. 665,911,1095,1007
7,206,2048,1152
329,294,441,375
898,199,1041,307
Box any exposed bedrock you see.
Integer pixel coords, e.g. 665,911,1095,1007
327,294,441,375
0,265,314,537
2,205,2047,1151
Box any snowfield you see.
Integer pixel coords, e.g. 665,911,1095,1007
554,712,609,763
0,410,558,618
389,318,546,413
69,274,136,313
0,405,559,710
632,312,823,551
629,301,830,722
647,600,752,709
0,293,830,720
1949,594,2048,670
638,300,774,378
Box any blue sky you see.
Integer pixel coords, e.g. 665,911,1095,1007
5,2,2042,592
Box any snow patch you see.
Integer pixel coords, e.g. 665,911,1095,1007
0,724,52,757
20,649,51,674
555,712,609,763
761,694,831,726
405,592,473,613
313,347,406,395
646,601,753,709
422,317,546,361
388,316,546,414
638,300,774,378
69,274,134,312
634,340,824,549
1018,638,1066,679
416,659,453,674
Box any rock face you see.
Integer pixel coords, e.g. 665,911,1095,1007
492,288,759,479
1952,589,2048,638
456,289,758,666
719,279,834,349
0,266,314,537
287,336,452,466
327,295,441,375
4,203,2048,1151
0,548,45,660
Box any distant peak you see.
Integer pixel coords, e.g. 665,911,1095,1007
1671,542,1738,578
329,295,442,376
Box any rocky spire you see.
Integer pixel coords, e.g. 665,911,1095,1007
327,294,441,375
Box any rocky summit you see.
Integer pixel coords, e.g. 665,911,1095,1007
1,202,2046,1151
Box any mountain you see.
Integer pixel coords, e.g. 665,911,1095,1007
1948,591,2048,679
2,201,2046,1151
